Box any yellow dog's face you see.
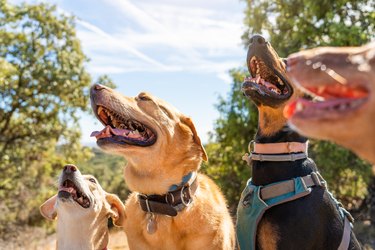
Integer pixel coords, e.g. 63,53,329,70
90,85,207,174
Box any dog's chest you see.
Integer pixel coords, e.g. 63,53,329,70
124,214,188,249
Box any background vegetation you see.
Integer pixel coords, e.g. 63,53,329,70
0,0,121,234
0,0,374,246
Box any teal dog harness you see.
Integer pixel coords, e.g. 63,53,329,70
236,172,353,250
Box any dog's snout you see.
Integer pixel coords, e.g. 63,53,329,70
249,34,267,46
63,164,77,174
92,84,106,91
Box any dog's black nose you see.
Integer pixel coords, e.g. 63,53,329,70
249,34,267,46
63,164,77,174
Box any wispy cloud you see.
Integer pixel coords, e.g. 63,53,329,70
77,19,169,70
14,0,247,145
73,0,245,78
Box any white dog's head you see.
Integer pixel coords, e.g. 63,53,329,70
40,164,125,249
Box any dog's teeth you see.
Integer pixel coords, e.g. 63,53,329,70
130,130,140,135
97,106,103,115
271,88,281,94
278,77,284,85
296,102,304,112
338,104,347,111
255,75,261,83
350,100,362,108
317,86,325,94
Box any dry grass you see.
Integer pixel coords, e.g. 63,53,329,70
0,226,128,250
1,222,373,250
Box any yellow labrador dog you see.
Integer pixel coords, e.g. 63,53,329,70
40,164,125,250
90,84,235,250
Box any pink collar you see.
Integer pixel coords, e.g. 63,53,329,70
250,141,308,154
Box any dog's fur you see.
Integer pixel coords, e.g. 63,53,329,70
286,43,375,165
40,165,125,250
241,34,360,249
90,86,235,250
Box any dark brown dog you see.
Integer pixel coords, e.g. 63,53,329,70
238,34,360,250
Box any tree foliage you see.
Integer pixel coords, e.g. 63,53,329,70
78,148,129,201
0,0,93,233
242,0,375,55
202,69,258,209
204,0,373,213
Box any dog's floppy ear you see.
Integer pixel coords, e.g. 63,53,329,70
40,195,57,221
180,116,208,162
106,193,126,227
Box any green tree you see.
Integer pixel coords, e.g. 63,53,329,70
203,69,258,210
78,148,129,201
242,0,375,54
204,0,373,214
0,0,92,233
96,74,117,89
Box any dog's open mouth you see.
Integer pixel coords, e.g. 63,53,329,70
284,83,369,119
242,56,291,102
91,105,157,147
58,179,90,208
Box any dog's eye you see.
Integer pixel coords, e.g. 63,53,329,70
138,94,151,101
89,178,96,184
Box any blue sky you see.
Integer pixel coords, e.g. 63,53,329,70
18,0,248,145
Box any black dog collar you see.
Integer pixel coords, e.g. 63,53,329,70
138,173,198,216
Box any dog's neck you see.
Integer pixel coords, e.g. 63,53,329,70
251,112,317,186
124,158,200,195
56,209,109,250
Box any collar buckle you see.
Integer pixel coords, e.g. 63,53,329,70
180,185,192,206
165,192,175,205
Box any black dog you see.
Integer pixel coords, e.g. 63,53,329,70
236,34,360,250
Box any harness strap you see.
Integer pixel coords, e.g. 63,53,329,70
249,152,307,162
338,216,351,250
261,172,326,200
237,172,354,250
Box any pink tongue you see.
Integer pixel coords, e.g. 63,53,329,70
244,77,280,92
263,81,277,89
90,126,111,139
90,125,141,139
90,131,102,137
59,187,76,193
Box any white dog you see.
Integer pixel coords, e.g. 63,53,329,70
40,164,126,250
